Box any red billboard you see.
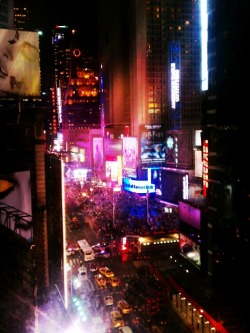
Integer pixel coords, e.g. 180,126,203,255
0,29,41,98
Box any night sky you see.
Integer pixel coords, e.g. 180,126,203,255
27,1,99,48
23,0,99,90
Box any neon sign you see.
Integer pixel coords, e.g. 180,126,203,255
202,140,208,196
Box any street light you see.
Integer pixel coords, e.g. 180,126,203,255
146,187,150,225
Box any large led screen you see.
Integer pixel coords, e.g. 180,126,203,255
150,168,161,194
0,29,41,97
140,124,166,165
166,130,193,169
156,169,188,205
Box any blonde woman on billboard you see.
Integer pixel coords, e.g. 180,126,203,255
0,29,41,97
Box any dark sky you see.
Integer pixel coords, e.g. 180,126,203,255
21,1,99,90
27,1,98,48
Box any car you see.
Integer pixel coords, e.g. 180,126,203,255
66,247,75,256
92,243,107,253
110,310,125,328
99,266,114,278
95,250,111,259
117,300,133,314
66,242,80,256
107,276,120,288
78,266,87,281
89,261,99,273
94,274,107,288
103,295,114,306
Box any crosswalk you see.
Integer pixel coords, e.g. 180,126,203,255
67,257,82,267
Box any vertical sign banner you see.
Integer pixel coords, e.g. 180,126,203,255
202,139,208,197
169,41,181,130
105,160,118,182
93,137,104,172
0,29,41,97
123,137,138,178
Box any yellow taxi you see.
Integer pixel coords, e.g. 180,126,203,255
94,274,107,288
99,266,114,278
117,299,133,314
107,276,120,287
110,310,124,328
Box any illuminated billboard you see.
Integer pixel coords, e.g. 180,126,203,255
0,29,41,98
93,137,103,172
123,137,138,178
156,169,188,205
123,178,155,195
202,139,208,197
104,139,123,185
0,170,33,241
140,124,166,165
165,130,193,169
105,160,119,182
179,233,201,268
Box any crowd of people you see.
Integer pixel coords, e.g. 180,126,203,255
69,180,180,240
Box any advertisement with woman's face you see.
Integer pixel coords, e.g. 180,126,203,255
0,29,41,97
0,170,33,242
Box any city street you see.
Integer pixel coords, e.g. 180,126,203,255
64,186,195,333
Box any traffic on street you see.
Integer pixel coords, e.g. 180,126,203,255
59,179,192,333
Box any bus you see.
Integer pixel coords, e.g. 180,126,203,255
121,232,179,257
77,239,95,261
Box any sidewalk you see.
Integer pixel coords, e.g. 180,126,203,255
171,299,202,333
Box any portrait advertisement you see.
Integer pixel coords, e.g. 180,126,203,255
0,29,41,97
93,137,104,172
139,124,166,165
123,137,138,178
0,170,33,242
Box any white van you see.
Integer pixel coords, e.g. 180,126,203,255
118,326,133,333
77,239,95,261
78,266,87,281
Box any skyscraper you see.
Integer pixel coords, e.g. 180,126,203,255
98,0,203,137
202,0,250,304
97,0,250,331
0,0,13,29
